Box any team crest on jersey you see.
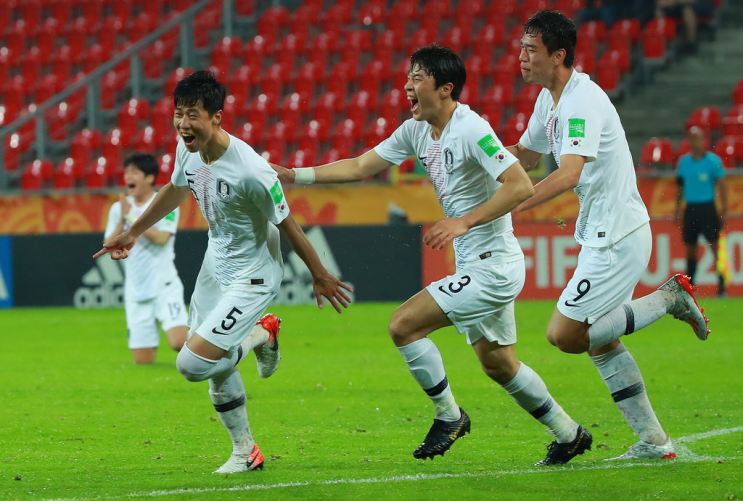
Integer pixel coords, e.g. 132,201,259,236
216,179,231,201
444,148,454,174
553,117,561,140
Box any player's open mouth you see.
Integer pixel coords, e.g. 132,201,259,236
409,98,419,112
127,183,136,189
181,133,196,145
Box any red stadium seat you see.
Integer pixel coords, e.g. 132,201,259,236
380,89,408,128
366,116,393,148
326,62,353,96
71,128,102,165
643,28,666,60
235,0,255,16
249,92,279,116
473,23,505,60
482,83,515,108
408,28,437,56
598,65,620,93
733,79,743,105
229,62,261,97
212,36,243,72
358,2,385,26
102,128,128,166
390,0,417,22
574,45,596,75
441,26,470,53
165,67,194,97
486,0,518,24
54,157,85,189
134,126,162,154
21,160,53,190
244,35,272,66
323,4,352,33
347,90,378,124
610,18,642,43
640,137,674,167
520,0,551,23
723,105,743,137
298,119,331,150
714,135,743,168
480,102,503,131
118,98,151,134
686,106,721,134
86,157,113,189
314,91,344,125
577,20,607,43
258,6,289,38
156,153,174,186
552,0,584,20
516,85,541,114
286,148,316,169
236,121,264,145
646,18,677,41
458,76,482,108
51,0,73,27
494,53,519,86
36,17,61,56
503,112,529,147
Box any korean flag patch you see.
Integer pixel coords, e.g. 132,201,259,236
570,138,584,148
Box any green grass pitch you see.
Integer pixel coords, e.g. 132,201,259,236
1,299,741,500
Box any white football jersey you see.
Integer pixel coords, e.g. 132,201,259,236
105,192,180,302
375,103,523,270
171,133,289,288
519,70,649,248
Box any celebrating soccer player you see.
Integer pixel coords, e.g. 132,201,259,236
102,152,188,364
509,10,709,460
274,44,591,465
95,71,352,474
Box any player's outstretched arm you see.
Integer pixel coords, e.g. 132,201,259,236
277,213,353,313
513,153,585,214
272,150,393,185
507,143,543,172
423,162,535,250
93,183,190,259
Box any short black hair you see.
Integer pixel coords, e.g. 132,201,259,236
173,70,226,117
524,10,577,68
124,152,158,186
409,44,466,101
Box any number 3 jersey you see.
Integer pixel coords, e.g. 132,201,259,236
171,134,290,288
375,103,524,271
104,193,180,302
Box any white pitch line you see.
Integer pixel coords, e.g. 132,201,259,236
40,426,743,501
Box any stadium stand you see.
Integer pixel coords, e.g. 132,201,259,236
0,0,734,192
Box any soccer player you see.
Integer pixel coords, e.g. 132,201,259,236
95,70,352,474
273,44,591,465
675,126,728,297
509,10,709,460
103,152,188,364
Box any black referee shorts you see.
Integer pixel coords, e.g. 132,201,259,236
683,202,721,244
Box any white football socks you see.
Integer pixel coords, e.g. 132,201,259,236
501,363,579,443
237,323,270,363
176,344,239,382
590,343,667,445
588,291,676,350
208,367,255,455
397,338,461,421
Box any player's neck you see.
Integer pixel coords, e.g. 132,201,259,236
692,151,705,160
133,189,154,206
429,100,457,140
200,128,230,165
546,67,574,109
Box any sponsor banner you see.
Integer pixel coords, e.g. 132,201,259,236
0,236,13,308
2,176,742,234
422,219,743,299
10,226,421,308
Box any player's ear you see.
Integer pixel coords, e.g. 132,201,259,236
439,82,454,99
553,48,566,66
212,109,223,127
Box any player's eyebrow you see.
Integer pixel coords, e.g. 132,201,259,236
521,40,539,49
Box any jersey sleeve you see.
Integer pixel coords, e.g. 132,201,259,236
170,140,189,187
247,157,291,225
156,206,179,234
465,121,518,180
519,92,551,154
558,98,603,163
104,202,122,239
374,120,417,165
709,153,726,180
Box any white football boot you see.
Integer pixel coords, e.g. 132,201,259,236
254,313,281,378
658,274,710,340
606,436,676,460
213,444,264,473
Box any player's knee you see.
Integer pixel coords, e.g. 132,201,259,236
550,331,586,354
176,346,213,383
387,312,408,346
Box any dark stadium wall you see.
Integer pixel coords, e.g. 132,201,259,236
8,226,423,308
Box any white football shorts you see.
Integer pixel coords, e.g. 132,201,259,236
188,257,283,352
125,279,188,350
427,258,525,346
557,223,652,324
